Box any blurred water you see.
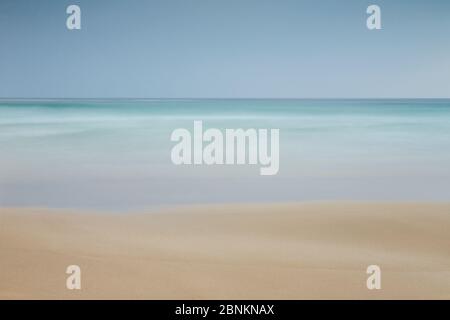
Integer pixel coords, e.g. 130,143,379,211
1,99,449,210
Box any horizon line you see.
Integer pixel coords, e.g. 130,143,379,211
1,97,450,101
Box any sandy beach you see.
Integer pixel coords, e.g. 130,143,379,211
0,202,449,299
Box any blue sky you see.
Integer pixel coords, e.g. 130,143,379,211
0,0,449,98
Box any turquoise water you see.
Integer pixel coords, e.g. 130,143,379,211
1,99,449,209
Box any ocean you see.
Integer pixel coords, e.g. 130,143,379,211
1,99,449,210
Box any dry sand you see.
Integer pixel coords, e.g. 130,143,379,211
0,202,449,299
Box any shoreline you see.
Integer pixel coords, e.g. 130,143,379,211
1,202,449,299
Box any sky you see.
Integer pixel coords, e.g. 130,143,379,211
0,0,449,98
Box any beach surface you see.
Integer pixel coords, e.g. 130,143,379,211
1,202,449,299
